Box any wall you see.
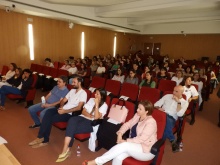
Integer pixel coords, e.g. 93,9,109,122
0,9,140,70
139,34,220,61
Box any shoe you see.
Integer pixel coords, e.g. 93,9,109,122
29,124,41,128
0,106,5,111
82,160,88,165
55,150,71,162
172,141,180,153
28,138,44,146
190,119,195,125
32,142,48,148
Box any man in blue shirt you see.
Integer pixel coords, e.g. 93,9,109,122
28,75,69,128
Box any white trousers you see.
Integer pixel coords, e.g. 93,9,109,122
95,142,155,165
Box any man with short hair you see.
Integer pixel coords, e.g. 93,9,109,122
28,76,69,128
28,76,87,148
154,85,189,152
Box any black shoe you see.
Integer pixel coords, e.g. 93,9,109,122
190,119,195,125
29,124,41,128
17,99,25,104
172,141,180,153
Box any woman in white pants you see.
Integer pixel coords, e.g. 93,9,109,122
83,100,157,165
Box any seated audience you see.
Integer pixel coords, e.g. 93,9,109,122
139,72,156,88
0,68,22,88
1,63,17,81
0,69,33,111
184,67,193,77
69,63,87,84
56,88,108,162
154,85,188,152
157,67,169,81
124,69,138,85
95,61,106,77
171,70,184,85
44,58,54,68
68,63,78,77
84,100,157,165
141,66,150,80
191,73,203,106
28,76,69,128
28,77,87,148
60,59,71,70
112,68,125,83
90,60,98,79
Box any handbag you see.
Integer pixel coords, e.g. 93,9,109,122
108,99,128,123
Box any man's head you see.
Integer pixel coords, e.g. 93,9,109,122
173,85,184,98
71,76,83,89
57,76,68,88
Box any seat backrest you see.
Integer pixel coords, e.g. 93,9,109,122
105,79,121,97
90,76,106,89
31,74,38,88
152,109,166,139
42,66,51,75
57,69,69,77
30,63,37,72
49,68,58,78
158,79,176,92
110,98,135,122
1,65,9,75
138,87,161,104
53,61,59,69
35,64,43,73
120,83,139,102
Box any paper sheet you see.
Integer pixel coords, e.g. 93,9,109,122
0,136,7,145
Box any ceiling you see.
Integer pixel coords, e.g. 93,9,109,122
1,0,220,33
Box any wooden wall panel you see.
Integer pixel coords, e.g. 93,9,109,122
0,9,139,70
139,34,220,61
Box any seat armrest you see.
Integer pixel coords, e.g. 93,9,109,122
150,139,165,155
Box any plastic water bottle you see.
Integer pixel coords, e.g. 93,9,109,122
41,96,46,104
76,144,81,157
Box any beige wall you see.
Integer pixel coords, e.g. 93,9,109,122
0,9,219,71
139,34,220,61
0,9,139,70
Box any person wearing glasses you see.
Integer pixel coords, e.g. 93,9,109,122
124,69,138,85
112,68,125,83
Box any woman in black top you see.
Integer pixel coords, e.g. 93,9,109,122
0,69,33,110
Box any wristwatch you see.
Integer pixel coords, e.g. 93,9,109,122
177,102,181,105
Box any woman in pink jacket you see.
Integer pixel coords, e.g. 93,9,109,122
83,100,157,165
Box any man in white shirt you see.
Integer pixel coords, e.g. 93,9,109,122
28,76,87,148
154,85,189,153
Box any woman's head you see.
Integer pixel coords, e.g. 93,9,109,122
193,73,200,81
64,59,69,65
9,63,17,71
137,100,154,116
129,69,136,78
15,68,22,76
116,68,123,76
185,67,191,73
160,67,167,73
181,76,192,86
23,69,32,78
145,71,152,80
95,88,107,107
81,63,86,69
176,70,183,78
144,66,150,72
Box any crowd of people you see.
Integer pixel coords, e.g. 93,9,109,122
0,53,219,164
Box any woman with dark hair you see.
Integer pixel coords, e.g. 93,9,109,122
83,100,157,165
156,67,169,81
0,68,22,88
69,63,87,84
184,66,193,77
44,58,54,68
180,76,199,103
56,88,108,162
0,69,33,110
112,68,125,83
124,69,138,85
60,59,71,70
1,63,17,81
139,71,156,88
141,66,150,80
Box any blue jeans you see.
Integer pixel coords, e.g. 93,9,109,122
0,86,21,106
28,103,55,125
163,114,176,142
